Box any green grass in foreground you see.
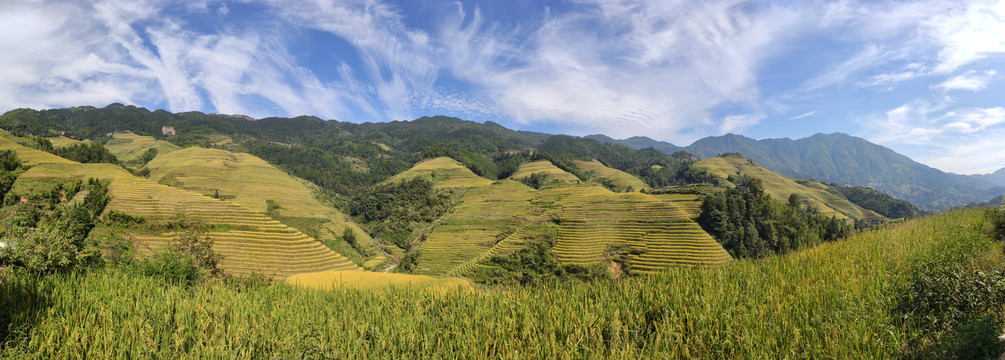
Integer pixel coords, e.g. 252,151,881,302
2,209,1002,359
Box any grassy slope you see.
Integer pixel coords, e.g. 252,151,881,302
385,156,493,189
103,133,181,161
574,159,648,191
695,156,884,221
510,160,580,183
4,210,998,358
144,146,381,267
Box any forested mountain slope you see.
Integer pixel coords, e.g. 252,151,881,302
588,131,1003,209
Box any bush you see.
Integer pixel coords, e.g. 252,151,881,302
472,233,609,286
0,225,102,273
136,229,223,285
139,249,200,285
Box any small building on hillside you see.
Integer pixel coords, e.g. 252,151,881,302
161,126,176,136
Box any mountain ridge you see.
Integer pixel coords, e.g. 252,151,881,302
587,132,1003,209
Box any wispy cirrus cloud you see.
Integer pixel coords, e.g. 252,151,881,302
932,70,998,92
2,0,1005,173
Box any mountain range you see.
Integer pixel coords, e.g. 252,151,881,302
587,133,1005,210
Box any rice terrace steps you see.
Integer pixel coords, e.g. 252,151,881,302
16,162,360,279
553,192,732,274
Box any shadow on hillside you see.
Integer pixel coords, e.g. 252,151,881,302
0,270,51,348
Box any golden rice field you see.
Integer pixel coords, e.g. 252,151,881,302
17,163,360,278
695,156,883,221
510,160,581,184
287,270,470,291
574,159,648,191
3,210,999,358
386,157,493,189
102,133,181,161
103,133,182,161
416,180,542,275
45,136,90,148
553,191,732,273
145,147,380,266
448,220,558,277
0,132,75,165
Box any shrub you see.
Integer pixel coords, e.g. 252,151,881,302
136,229,224,285
0,225,102,273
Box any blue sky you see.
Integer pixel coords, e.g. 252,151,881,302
2,0,1005,174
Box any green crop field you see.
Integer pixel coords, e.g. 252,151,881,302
696,156,884,221
574,159,648,191
4,209,999,358
510,160,581,183
102,133,182,161
386,157,493,189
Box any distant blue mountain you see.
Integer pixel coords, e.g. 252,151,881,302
587,132,1004,210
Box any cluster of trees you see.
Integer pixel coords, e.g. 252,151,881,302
343,177,452,251
51,142,119,164
0,150,24,204
827,184,922,219
697,175,851,259
538,135,719,188
0,163,109,273
471,233,608,286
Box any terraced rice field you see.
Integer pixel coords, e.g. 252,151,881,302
510,160,581,184
574,159,648,191
103,133,181,161
144,147,382,264
18,162,360,279
47,136,90,148
416,180,542,275
553,192,731,274
0,132,75,165
385,157,493,189
447,221,556,277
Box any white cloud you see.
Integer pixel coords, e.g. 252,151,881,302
927,0,1005,74
933,70,998,92
721,113,766,133
789,111,818,121
865,101,1005,173
435,0,803,141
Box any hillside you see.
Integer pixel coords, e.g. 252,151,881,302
584,134,683,154
1,133,360,278
385,157,493,189
104,133,181,161
694,156,884,222
971,167,1005,187
510,160,581,184
687,133,1003,210
590,132,1004,210
574,159,648,192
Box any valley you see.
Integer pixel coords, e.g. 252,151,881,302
0,107,1002,358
